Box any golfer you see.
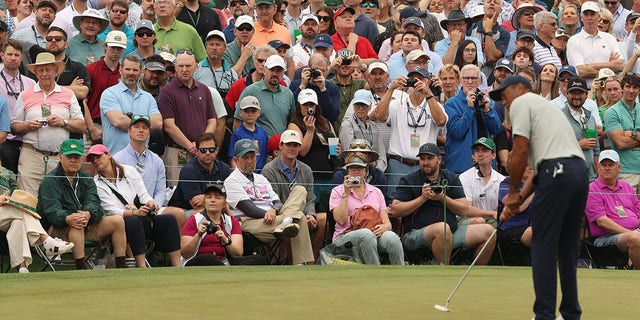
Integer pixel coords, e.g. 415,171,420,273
490,75,588,320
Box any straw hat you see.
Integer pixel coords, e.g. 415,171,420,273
6,190,41,219
27,52,66,76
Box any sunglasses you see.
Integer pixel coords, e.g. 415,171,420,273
176,49,194,55
316,15,331,22
111,8,128,14
600,19,610,24
136,30,154,37
199,147,217,154
131,115,150,122
522,11,535,16
236,25,253,32
360,2,377,8
45,36,65,42
558,75,571,82
604,1,618,4
349,142,370,149
256,58,266,64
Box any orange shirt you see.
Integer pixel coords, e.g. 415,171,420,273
252,21,292,47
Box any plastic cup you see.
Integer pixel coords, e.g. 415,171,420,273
328,138,339,156
585,129,596,139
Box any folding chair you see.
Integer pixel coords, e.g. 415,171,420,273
35,240,110,271
580,217,629,269
1,231,11,273
242,231,287,265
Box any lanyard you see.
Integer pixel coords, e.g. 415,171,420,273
406,98,427,131
187,9,201,27
0,70,23,99
353,114,374,145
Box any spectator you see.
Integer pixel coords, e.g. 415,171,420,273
158,50,217,187
623,12,640,73
10,0,56,48
223,15,255,77
262,130,327,259
453,39,488,88
194,30,238,99
51,0,92,38
228,96,269,170
222,0,252,43
399,5,444,49
316,6,336,36
342,0,380,46
100,53,162,154
291,13,320,69
437,63,461,103
329,153,404,265
38,139,128,270
603,0,630,40
180,185,268,266
387,23,444,80
290,53,341,123
468,0,510,75
66,9,109,66
312,33,336,67
89,144,181,268
532,11,562,69
283,0,305,44
113,115,187,228
153,0,206,62
559,4,580,37
435,10,484,66
598,8,615,37
496,167,533,249
331,6,379,64
585,149,640,268
234,54,295,136
131,20,161,62
138,54,167,99
329,49,367,129
252,0,291,46
566,2,623,86
533,63,560,100
503,3,539,59
605,72,640,193
10,52,84,196
176,0,222,43
224,139,315,265
225,45,277,112
168,132,232,214
391,142,496,265
267,39,294,84
443,64,502,174
0,40,36,174
97,0,135,56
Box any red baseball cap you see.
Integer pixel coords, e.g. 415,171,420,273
334,6,356,21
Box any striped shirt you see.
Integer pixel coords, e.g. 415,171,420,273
533,35,561,69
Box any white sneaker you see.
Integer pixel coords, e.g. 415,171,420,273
18,267,29,273
44,237,74,257
274,217,299,239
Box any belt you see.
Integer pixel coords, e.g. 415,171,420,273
23,143,60,156
388,154,419,166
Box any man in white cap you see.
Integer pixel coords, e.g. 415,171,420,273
290,53,341,124
224,15,256,77
66,9,110,66
97,0,135,56
234,54,295,136
291,13,320,68
262,129,327,259
85,30,128,148
222,0,253,44
567,2,624,86
585,149,640,269
10,52,85,196
195,30,238,99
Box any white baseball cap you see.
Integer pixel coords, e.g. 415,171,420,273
301,13,319,25
239,96,261,110
298,89,318,105
367,61,388,73
206,30,226,42
406,50,430,62
280,130,302,144
105,30,127,49
599,150,619,163
581,1,600,13
236,15,254,28
264,55,286,70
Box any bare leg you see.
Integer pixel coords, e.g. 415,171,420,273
423,222,452,264
617,231,640,267
465,224,496,265
163,206,186,230
168,250,181,266
96,215,126,257
67,227,86,259
135,254,147,268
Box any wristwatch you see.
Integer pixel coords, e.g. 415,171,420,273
484,32,495,36
62,119,68,127
632,130,637,139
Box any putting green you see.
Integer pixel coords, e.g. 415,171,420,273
0,266,634,319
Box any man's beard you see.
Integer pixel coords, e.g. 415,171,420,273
48,48,65,57
233,9,244,19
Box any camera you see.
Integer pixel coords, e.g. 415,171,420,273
310,68,321,79
341,58,351,65
405,78,418,88
428,179,443,194
474,88,485,109
148,204,158,216
424,71,443,97
306,108,315,116
38,118,48,126
345,175,362,186
206,222,219,234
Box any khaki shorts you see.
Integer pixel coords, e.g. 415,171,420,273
48,224,104,244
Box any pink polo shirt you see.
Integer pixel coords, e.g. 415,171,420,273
10,83,83,152
329,183,387,241
585,177,640,237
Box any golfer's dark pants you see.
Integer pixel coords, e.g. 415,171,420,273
124,215,181,256
531,157,588,320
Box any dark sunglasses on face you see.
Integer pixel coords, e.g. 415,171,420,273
199,147,217,154
111,8,128,14
136,31,154,37
236,25,253,32
558,75,570,82
350,142,370,149
361,2,377,8
316,15,331,22
176,49,194,55
45,36,66,42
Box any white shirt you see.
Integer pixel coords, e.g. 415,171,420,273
94,165,154,217
224,168,280,218
459,166,505,211
567,29,622,86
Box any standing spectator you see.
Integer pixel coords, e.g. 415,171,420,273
222,0,252,43
252,0,291,46
10,52,84,196
158,50,218,187
66,9,109,66
559,4,580,37
329,49,367,128
96,0,135,56
51,0,92,38
533,63,560,100
100,53,162,154
342,0,379,46
316,6,336,36
228,96,269,170
291,13,320,69
138,54,167,99
38,139,128,270
331,6,379,64
223,15,255,77
176,0,222,43
387,23,444,80
435,10,485,66
131,20,162,62
290,53,341,123
604,0,631,40
468,0,510,76
532,11,562,69
153,0,206,62
551,27,570,66
225,46,277,112
10,0,56,48
194,30,238,98
0,40,36,174
283,0,305,44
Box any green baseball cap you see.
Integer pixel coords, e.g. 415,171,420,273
471,137,496,152
60,139,85,156
255,0,275,5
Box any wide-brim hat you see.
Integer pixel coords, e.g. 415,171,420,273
6,190,41,219
440,10,472,31
340,139,379,162
72,9,109,35
512,3,542,30
27,52,66,76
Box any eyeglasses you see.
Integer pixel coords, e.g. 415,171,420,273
462,76,479,81
316,15,331,22
522,11,535,16
361,2,377,8
256,58,266,64
229,1,246,6
176,49,194,55
463,48,476,53
349,142,370,149
600,19,610,24
236,25,253,32
45,36,65,42
111,8,128,14
558,75,571,82
199,147,217,154
604,1,618,5
136,31,154,37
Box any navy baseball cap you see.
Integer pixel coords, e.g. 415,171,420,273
417,143,440,157
407,66,430,78
489,75,532,101
268,39,290,50
558,65,578,77
313,34,333,48
494,58,514,73
234,139,258,157
403,17,425,29
567,77,588,93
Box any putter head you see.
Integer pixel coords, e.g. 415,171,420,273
434,304,449,312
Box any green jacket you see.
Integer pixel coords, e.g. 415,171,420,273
37,164,104,228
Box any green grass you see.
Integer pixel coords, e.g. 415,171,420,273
0,266,634,319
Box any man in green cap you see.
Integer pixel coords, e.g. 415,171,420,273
38,139,128,269
458,137,505,227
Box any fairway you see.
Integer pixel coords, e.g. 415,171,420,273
0,266,633,319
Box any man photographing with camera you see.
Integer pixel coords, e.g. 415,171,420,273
371,66,447,196
289,53,341,124
390,143,496,265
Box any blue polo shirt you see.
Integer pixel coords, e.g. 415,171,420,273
168,158,232,209
113,144,167,205
228,123,269,170
394,169,465,233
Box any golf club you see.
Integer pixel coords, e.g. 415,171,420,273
434,227,498,313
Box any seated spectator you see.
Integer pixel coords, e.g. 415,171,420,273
89,144,181,268
533,63,560,100
339,90,387,172
390,143,496,265
497,166,533,248
329,153,404,265
38,139,128,270
585,150,640,268
180,185,268,266
225,139,315,265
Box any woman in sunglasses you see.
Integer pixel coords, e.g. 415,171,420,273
89,144,182,268
315,6,336,35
